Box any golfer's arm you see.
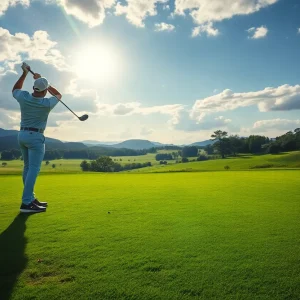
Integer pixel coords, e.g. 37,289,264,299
12,71,27,92
48,85,62,100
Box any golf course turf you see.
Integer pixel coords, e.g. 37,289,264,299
1,170,300,299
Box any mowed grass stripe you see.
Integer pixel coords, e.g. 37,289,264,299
0,171,300,299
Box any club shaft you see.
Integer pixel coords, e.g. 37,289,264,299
28,69,80,119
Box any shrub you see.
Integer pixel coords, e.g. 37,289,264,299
224,165,230,170
52,164,56,169
155,154,173,161
182,157,189,163
2,162,7,167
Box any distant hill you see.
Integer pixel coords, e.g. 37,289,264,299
82,140,120,146
0,128,219,151
110,139,157,150
0,128,87,151
0,128,19,137
190,140,215,147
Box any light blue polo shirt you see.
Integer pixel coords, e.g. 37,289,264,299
13,89,59,131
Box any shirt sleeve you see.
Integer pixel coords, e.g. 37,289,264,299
12,89,24,103
48,96,59,110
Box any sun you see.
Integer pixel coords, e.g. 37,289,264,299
73,44,121,83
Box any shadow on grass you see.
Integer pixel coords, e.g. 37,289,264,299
0,214,30,300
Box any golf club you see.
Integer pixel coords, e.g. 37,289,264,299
28,69,89,122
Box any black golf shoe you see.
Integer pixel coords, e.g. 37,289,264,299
33,198,48,207
20,202,46,213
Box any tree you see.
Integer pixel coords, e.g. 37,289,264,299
197,150,208,161
248,135,269,153
90,156,114,172
204,144,214,155
172,152,179,160
1,150,14,160
11,149,21,159
52,164,56,169
155,153,173,161
2,162,7,167
182,157,189,163
228,135,244,156
80,160,90,171
182,146,198,157
211,130,229,159
45,161,50,165
265,143,281,154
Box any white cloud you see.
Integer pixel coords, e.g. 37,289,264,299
0,108,20,127
140,126,153,136
252,119,300,131
247,26,268,39
0,27,67,71
192,22,219,37
172,108,233,131
115,0,168,28
298,28,300,34
0,0,30,16
97,102,184,119
162,4,169,10
57,0,116,28
191,84,300,121
174,0,278,26
155,22,175,32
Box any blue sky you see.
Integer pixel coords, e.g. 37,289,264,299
0,0,299,143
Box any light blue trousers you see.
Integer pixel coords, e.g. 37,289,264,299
18,131,45,205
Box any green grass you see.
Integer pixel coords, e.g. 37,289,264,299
1,151,300,175
129,151,300,173
1,171,300,299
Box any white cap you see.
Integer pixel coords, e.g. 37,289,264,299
33,77,49,92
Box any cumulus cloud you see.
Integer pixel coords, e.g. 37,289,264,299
0,27,67,71
155,22,175,32
97,102,184,119
172,109,233,131
0,0,30,16
140,126,153,136
115,0,168,28
0,108,20,127
247,26,268,39
252,119,300,131
57,0,116,27
174,0,278,26
191,84,300,121
191,22,219,37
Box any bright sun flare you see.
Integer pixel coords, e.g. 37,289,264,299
74,45,120,82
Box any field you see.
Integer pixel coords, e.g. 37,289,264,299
1,151,300,174
1,170,300,299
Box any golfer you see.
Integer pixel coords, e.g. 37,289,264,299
13,62,62,213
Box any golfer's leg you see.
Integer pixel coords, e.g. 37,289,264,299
19,141,29,186
22,139,45,205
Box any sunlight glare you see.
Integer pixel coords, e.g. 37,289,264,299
74,45,121,83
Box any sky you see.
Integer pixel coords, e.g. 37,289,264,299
0,0,299,144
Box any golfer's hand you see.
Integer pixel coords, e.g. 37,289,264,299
21,62,30,74
33,73,41,80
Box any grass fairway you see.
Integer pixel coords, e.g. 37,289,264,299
1,171,300,299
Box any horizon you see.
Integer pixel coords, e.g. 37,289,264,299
0,0,300,144
0,126,284,145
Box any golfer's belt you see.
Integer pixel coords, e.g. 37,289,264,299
20,127,44,134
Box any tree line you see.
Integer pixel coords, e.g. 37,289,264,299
207,128,300,158
0,147,158,161
80,156,152,172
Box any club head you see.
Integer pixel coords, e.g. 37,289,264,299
79,114,89,121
